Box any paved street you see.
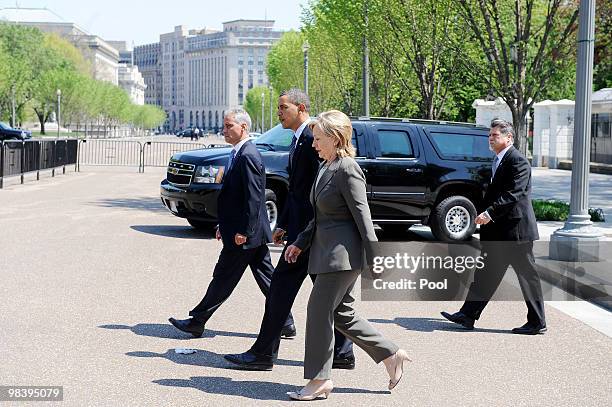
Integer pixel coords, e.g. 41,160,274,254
1,167,611,406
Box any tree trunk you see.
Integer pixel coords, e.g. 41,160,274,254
35,111,46,135
511,108,528,157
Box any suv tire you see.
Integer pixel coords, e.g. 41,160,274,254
265,188,279,231
430,195,477,241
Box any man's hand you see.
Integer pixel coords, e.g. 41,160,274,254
234,233,247,245
284,244,302,263
272,228,286,245
215,227,221,240
475,212,492,225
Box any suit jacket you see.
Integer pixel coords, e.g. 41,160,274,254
276,125,320,243
217,140,272,249
480,146,539,242
293,157,378,273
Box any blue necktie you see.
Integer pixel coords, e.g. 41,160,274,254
288,135,298,172
492,155,500,178
289,136,298,161
227,149,236,172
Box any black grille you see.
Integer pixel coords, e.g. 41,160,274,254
167,161,195,185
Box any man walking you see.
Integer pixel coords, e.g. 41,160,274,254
224,89,355,370
441,119,546,335
169,109,293,337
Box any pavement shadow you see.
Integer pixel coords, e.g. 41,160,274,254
90,197,167,213
98,323,258,340
369,317,511,334
153,376,389,401
126,348,302,369
130,225,216,240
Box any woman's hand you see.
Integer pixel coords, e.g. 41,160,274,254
284,244,302,263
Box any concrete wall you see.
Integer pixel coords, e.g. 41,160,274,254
532,100,575,168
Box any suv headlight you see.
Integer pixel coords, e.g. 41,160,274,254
193,165,224,184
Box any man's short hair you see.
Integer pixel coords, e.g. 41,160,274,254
490,118,514,138
280,88,310,112
225,108,251,130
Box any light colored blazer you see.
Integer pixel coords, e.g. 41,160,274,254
293,156,378,274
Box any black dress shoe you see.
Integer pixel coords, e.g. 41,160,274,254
280,323,297,339
224,351,274,371
332,355,355,370
440,311,475,330
168,317,204,338
512,323,547,335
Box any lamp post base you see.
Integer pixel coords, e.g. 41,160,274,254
549,215,605,262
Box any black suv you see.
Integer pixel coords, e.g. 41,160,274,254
160,118,493,241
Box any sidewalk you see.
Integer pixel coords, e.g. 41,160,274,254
0,167,610,406
531,168,612,311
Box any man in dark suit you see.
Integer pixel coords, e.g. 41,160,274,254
224,89,355,370
169,109,293,337
441,119,547,335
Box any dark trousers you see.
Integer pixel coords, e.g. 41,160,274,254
460,241,546,326
189,244,293,327
249,245,354,359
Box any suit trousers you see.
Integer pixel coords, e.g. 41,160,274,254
250,245,354,359
460,241,546,326
189,244,293,327
304,269,399,380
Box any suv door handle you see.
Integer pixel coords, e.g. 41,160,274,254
406,168,423,173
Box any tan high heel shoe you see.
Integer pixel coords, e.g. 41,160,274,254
287,380,334,401
388,349,412,390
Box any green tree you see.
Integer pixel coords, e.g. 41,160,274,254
593,0,611,90
457,0,579,153
0,23,46,126
267,31,305,94
244,86,275,132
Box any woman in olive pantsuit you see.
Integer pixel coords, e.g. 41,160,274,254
284,110,410,401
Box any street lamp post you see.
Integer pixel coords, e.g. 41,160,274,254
56,89,62,138
261,92,265,133
302,41,310,95
11,85,16,128
549,0,603,262
269,85,273,130
362,0,370,117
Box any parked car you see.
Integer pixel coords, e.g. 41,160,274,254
175,128,192,138
0,122,32,141
160,119,494,241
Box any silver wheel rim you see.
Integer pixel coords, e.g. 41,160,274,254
266,200,278,231
445,205,470,238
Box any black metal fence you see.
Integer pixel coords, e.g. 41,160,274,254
0,138,227,188
0,139,79,188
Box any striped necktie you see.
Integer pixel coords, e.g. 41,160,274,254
288,135,298,172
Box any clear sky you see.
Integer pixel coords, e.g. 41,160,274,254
3,0,306,46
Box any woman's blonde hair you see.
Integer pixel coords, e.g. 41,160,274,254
310,110,355,158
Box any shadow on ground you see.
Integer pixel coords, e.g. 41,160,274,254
130,225,216,239
369,317,512,334
99,323,257,340
153,376,389,401
89,197,167,213
125,348,302,369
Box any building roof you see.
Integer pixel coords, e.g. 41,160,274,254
0,7,66,23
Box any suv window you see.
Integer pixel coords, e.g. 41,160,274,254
429,132,492,161
377,130,414,158
254,123,294,149
351,128,365,157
